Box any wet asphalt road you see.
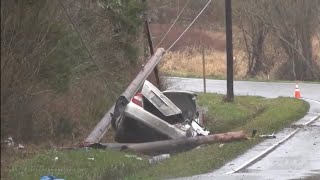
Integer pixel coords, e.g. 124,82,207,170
167,77,320,180
166,77,320,101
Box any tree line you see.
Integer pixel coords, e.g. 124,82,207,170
235,0,320,80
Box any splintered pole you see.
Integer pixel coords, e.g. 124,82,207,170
225,0,234,101
85,48,166,144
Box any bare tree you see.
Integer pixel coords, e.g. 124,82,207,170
235,0,320,80
1,0,146,143
268,0,320,80
1,0,59,141
235,0,272,77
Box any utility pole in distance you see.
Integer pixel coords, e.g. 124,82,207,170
225,0,234,102
202,46,206,93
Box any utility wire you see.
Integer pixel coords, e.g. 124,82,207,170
167,0,212,52
58,0,117,98
155,0,191,49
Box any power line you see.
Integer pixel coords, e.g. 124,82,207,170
57,0,117,98
155,0,191,49
167,0,212,52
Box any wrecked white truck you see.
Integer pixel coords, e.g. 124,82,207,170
113,80,209,143
84,48,208,145
83,49,246,153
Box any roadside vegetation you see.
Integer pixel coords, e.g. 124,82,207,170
151,1,320,81
9,94,309,180
160,48,247,79
1,0,147,177
159,30,320,81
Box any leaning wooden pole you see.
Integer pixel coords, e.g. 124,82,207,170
143,0,161,89
97,131,247,154
145,20,161,89
84,48,166,145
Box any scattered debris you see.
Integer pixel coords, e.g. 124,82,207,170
259,132,276,139
175,123,191,132
191,121,210,136
149,154,170,164
2,137,26,150
40,175,65,180
3,136,14,147
174,121,210,137
125,154,143,161
17,143,25,149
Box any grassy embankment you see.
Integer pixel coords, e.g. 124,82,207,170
9,94,309,180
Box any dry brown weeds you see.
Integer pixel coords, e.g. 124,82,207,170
160,48,247,78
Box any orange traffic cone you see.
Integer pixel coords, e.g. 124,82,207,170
294,83,301,99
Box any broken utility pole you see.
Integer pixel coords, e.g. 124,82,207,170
225,0,234,102
84,48,166,145
95,131,247,154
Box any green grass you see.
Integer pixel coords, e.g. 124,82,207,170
198,95,267,133
9,149,148,180
9,94,309,180
127,94,309,179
